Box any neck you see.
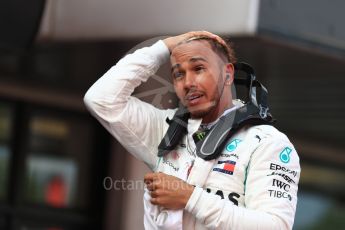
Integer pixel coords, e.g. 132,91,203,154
201,99,233,124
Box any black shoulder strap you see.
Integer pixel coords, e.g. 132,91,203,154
157,107,190,157
196,102,273,160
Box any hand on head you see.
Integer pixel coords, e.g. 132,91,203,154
163,31,227,53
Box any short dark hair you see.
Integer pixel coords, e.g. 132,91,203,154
180,36,237,63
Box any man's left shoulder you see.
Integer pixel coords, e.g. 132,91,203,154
245,124,291,143
247,125,300,164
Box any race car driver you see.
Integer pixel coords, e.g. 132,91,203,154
84,31,300,230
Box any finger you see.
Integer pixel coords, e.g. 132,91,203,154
147,181,159,192
144,179,152,185
184,31,227,48
146,182,154,191
150,197,160,205
144,172,156,183
189,30,217,39
151,179,162,190
150,190,158,198
146,176,163,191
198,30,217,38
202,33,225,45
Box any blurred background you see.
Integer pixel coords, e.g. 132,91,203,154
0,0,344,229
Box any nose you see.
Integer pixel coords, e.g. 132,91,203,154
183,71,196,91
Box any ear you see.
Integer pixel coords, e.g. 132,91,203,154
224,63,234,85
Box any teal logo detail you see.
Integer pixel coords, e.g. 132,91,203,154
226,139,242,152
279,147,292,163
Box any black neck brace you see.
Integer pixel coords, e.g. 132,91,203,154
157,62,275,160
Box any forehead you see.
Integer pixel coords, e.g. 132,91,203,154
170,40,220,64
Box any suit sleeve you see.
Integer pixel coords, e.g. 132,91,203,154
185,135,301,230
84,40,175,170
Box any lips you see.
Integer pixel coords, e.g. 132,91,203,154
185,92,204,106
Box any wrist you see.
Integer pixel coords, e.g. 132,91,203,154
182,184,195,208
163,37,175,52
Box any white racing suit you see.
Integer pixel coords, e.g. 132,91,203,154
84,40,301,230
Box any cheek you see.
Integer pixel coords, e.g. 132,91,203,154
173,84,185,100
197,74,220,92
198,71,216,83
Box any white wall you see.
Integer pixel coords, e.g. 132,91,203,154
38,0,260,40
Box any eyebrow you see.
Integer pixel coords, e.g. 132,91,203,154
190,57,208,63
171,64,180,73
171,56,208,72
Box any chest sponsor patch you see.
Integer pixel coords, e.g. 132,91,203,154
279,147,292,163
162,157,179,172
213,160,236,175
226,139,242,152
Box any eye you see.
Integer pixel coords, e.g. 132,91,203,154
172,71,185,79
194,65,205,73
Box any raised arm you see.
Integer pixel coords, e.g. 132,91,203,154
84,31,228,169
84,40,174,169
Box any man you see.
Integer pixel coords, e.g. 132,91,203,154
84,31,300,229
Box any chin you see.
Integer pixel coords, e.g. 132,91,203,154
190,110,209,119
188,104,214,119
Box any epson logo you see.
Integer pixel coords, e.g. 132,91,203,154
270,163,297,177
